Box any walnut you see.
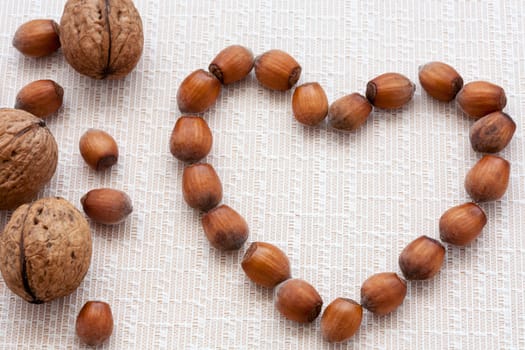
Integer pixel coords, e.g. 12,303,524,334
0,197,92,303
59,0,144,80
0,109,58,210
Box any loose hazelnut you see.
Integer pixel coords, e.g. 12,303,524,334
12,19,60,58
76,301,114,346
275,278,323,323
81,188,133,225
469,111,516,153
291,82,329,126
177,69,222,113
328,93,373,131
182,163,223,211
254,50,301,91
360,272,406,315
418,61,463,102
399,235,446,280
465,155,510,202
456,81,506,119
241,242,291,288
201,205,248,250
366,73,415,109
170,116,212,162
15,80,63,119
79,129,119,171
209,45,254,84
439,203,487,246
321,298,362,343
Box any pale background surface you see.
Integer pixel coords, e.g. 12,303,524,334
0,1,524,349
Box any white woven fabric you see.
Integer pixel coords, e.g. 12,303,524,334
0,0,524,349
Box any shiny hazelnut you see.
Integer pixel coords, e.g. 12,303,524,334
292,82,328,126
321,298,362,343
457,81,506,119
254,50,301,91
79,129,119,171
177,69,221,113
15,80,64,119
439,203,487,246
275,278,323,323
76,301,114,346
201,204,249,250
182,163,222,211
170,116,212,162
366,73,415,109
328,93,372,131
12,19,60,58
81,188,133,225
469,111,516,153
399,235,446,280
465,155,510,202
360,272,406,315
209,45,254,84
241,242,291,288
418,61,463,102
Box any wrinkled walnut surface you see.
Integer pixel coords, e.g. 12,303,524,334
0,197,92,303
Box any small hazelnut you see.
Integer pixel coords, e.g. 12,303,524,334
79,129,119,171
360,272,406,315
177,69,222,113
469,111,516,153
12,19,60,58
399,235,446,280
439,203,487,246
292,82,329,126
457,81,506,119
418,61,463,102
76,301,114,346
15,80,64,119
274,278,323,323
254,50,302,91
201,204,249,251
81,188,133,225
321,298,363,343
170,116,212,162
209,45,254,84
241,242,291,288
328,93,372,131
465,155,510,202
182,163,223,211
366,73,415,109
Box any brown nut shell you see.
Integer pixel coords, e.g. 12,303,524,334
81,188,133,225
321,298,363,343
439,203,487,246
209,45,254,84
456,81,506,119
328,93,372,131
469,111,516,153
79,129,119,171
177,69,222,113
12,19,60,58
366,73,415,109
254,50,301,91
465,155,510,202
76,301,114,346
418,62,463,102
360,272,406,315
291,82,328,126
202,204,248,250
275,278,323,323
15,80,64,119
399,235,446,280
241,242,291,288
170,116,212,162
0,197,92,303
60,0,144,79
182,163,222,211
0,108,58,210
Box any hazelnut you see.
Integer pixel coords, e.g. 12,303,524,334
399,235,446,280
291,82,329,126
469,111,516,153
360,272,406,315
366,73,415,109
79,129,119,171
465,155,510,202
328,93,372,131
456,81,506,119
76,301,114,346
182,163,223,211
177,69,222,113
0,108,58,210
12,19,60,58
15,80,64,119
209,45,254,84
201,204,249,251
274,278,323,323
321,298,363,343
0,197,92,303
439,203,487,246
60,0,144,79
418,61,463,102
170,116,212,162
81,188,133,225
254,50,301,91
241,242,291,288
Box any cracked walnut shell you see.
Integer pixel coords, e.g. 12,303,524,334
59,0,144,79
0,197,92,303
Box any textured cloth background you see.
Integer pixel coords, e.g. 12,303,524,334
0,0,524,349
